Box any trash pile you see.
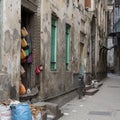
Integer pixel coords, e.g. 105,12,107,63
0,100,45,120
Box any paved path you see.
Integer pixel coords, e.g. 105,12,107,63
58,74,120,120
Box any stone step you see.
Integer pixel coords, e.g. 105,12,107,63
85,81,103,90
47,114,55,120
98,82,103,88
85,84,93,90
85,88,99,96
34,102,63,120
45,102,63,120
32,102,47,120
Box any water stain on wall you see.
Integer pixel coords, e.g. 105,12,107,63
4,30,12,53
13,29,19,41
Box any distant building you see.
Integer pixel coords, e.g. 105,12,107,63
107,0,114,72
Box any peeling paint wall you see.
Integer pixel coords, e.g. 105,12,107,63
0,0,21,99
107,37,114,69
0,0,3,70
95,0,108,79
0,0,107,101
40,0,91,99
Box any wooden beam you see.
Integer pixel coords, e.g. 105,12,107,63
21,0,37,13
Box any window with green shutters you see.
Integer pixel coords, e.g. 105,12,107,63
50,15,58,71
65,24,70,71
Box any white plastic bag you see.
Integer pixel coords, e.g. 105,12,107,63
0,105,11,120
32,112,41,120
36,112,41,120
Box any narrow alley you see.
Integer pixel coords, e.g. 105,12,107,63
59,74,120,120
0,0,120,119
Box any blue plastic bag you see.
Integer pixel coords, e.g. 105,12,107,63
10,103,32,120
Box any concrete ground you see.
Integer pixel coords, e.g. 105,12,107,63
58,74,120,120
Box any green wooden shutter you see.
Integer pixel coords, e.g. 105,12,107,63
51,16,57,70
65,24,70,71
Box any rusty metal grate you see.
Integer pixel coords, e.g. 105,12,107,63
88,111,112,116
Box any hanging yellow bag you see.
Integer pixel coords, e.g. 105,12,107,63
21,38,28,48
21,49,26,59
21,27,28,37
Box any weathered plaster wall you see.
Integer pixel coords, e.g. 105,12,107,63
95,0,108,79
113,3,120,73
84,15,92,83
40,0,91,99
0,0,21,99
107,37,114,69
0,0,3,70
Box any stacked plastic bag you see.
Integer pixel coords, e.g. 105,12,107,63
0,100,43,120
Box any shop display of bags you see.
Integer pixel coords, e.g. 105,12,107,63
21,49,26,60
27,53,33,64
20,65,25,75
24,49,29,57
21,27,28,37
20,27,33,96
20,27,32,63
21,38,28,48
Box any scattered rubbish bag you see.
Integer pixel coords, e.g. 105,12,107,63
10,102,32,120
0,104,11,120
10,100,20,105
36,112,41,120
30,104,43,120
32,112,41,120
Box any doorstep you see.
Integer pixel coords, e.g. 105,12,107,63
85,88,99,95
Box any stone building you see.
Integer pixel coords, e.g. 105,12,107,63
39,0,92,102
113,0,120,73
90,0,108,80
107,0,114,72
0,0,41,101
108,0,120,74
0,0,21,100
0,0,107,104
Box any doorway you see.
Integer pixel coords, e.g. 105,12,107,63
21,7,33,90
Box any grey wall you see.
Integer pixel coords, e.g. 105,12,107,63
0,0,3,70
40,0,91,99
